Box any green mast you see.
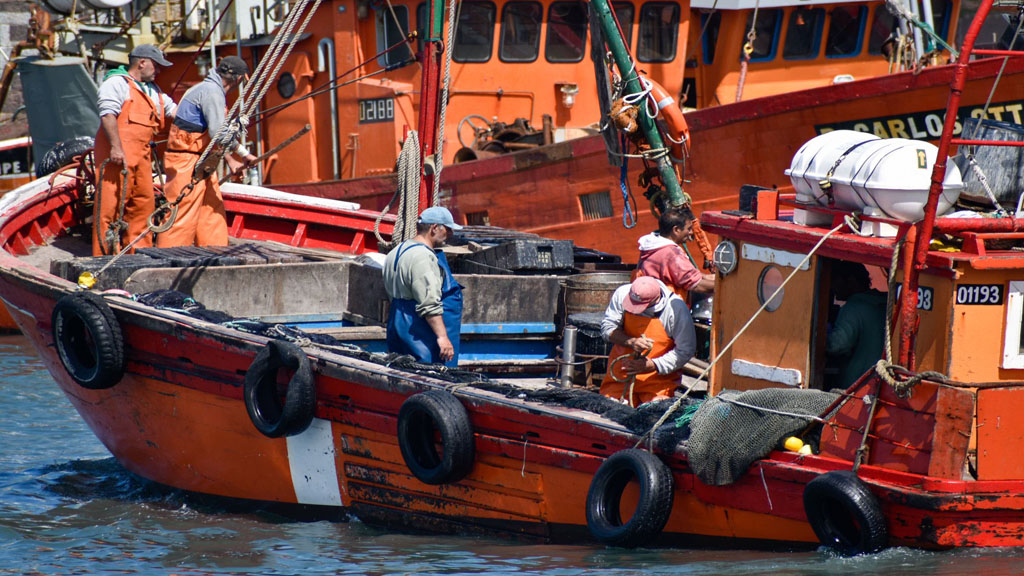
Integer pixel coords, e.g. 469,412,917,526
590,0,687,207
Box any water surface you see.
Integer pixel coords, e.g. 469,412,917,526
2,334,1023,575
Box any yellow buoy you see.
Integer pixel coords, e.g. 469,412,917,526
783,436,804,452
77,272,97,289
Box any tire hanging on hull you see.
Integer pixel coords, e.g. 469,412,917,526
397,390,475,485
52,291,125,390
244,339,316,438
803,470,888,556
585,448,674,547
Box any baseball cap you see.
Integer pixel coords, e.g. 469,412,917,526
622,276,663,314
217,55,249,76
418,206,463,230
130,44,172,67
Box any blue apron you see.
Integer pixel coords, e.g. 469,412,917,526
386,243,464,367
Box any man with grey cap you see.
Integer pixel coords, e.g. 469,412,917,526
383,206,465,366
92,44,177,256
157,55,258,248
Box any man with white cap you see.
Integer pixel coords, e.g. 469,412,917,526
93,44,177,255
383,206,465,366
600,276,696,406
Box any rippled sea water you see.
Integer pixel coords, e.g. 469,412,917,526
4,333,1024,575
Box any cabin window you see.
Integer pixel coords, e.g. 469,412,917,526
930,0,952,44
376,5,413,68
637,2,679,62
742,8,782,62
465,211,491,226
546,1,588,62
613,2,635,49
499,2,542,62
783,7,824,60
579,190,613,220
825,5,866,58
701,12,722,64
757,265,785,311
867,4,898,54
453,1,497,62
1003,281,1024,368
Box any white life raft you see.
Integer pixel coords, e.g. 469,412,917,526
786,130,964,226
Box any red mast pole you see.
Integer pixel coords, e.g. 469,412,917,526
415,0,445,211
898,0,993,368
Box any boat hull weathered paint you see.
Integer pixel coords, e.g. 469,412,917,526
279,56,1024,262
6,173,1024,551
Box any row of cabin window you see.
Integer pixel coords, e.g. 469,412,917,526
376,1,680,67
702,0,952,64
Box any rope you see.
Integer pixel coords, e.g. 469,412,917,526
431,0,460,204
967,155,1008,216
635,222,846,447
883,0,959,58
735,0,760,102
374,131,421,249
619,135,638,229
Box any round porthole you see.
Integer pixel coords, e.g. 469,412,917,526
277,72,296,99
757,265,784,312
713,240,738,276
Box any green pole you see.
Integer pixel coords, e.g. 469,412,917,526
590,0,686,207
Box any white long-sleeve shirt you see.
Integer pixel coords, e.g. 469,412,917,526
601,281,696,375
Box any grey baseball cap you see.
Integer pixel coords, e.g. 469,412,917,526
129,44,172,67
216,55,249,76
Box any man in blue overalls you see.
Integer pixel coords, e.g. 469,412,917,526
383,206,464,366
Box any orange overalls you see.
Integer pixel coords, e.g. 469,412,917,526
601,312,680,406
92,77,164,256
156,125,228,248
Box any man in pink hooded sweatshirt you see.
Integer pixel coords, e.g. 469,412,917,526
635,206,714,299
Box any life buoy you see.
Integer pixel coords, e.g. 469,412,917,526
244,340,316,438
585,448,674,547
645,78,690,164
803,470,888,556
51,291,125,390
397,390,475,485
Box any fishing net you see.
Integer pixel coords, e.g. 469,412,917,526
685,388,840,486
135,289,700,447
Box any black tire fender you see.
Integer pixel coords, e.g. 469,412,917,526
39,136,94,176
51,291,125,390
397,390,475,485
244,340,316,438
803,470,888,556
586,448,674,548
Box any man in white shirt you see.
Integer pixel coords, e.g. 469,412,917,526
93,44,176,255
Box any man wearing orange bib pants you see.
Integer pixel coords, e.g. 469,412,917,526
93,44,176,256
600,276,696,406
157,56,256,248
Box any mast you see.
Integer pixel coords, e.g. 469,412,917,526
416,0,446,210
899,0,992,368
589,0,686,206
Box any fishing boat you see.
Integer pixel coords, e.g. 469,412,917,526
1,0,977,263
5,0,1024,555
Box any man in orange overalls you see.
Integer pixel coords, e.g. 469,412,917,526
600,276,696,406
157,55,256,248
93,44,176,256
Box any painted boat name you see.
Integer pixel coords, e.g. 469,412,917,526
815,100,1024,139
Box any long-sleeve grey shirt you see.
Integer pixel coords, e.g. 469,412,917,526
382,241,443,318
172,70,248,155
601,281,696,375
